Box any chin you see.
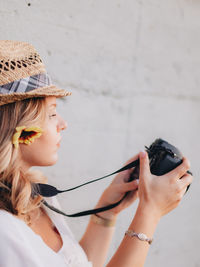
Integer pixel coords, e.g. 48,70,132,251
47,158,58,166
39,157,58,167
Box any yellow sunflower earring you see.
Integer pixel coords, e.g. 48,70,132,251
12,126,43,149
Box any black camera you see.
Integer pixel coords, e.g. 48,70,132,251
129,138,192,192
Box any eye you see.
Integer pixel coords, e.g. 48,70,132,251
49,113,57,118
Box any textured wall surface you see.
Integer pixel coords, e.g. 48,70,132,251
1,0,200,266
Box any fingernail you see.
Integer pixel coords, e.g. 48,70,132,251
135,179,139,185
140,150,146,158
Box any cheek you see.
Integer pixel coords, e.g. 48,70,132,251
34,131,58,155
38,123,58,147
20,130,59,166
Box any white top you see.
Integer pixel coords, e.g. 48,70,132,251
0,197,92,267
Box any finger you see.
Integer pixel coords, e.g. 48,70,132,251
125,189,139,202
171,173,193,200
120,180,139,193
178,183,191,200
113,169,131,183
179,173,193,190
139,151,151,183
167,157,191,182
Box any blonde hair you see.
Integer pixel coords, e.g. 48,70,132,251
0,97,48,224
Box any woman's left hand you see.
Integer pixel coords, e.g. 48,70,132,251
95,154,139,219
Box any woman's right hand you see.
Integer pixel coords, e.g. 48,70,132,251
137,151,193,219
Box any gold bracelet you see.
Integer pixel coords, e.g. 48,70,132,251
91,214,116,227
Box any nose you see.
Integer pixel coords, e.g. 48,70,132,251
57,114,67,132
62,120,67,131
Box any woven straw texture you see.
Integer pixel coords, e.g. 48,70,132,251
0,40,71,106
0,40,46,85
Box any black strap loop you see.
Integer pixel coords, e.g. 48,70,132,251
38,158,139,217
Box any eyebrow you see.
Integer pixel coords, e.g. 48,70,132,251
49,103,57,108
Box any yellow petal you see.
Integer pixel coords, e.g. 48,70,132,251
34,133,42,138
14,143,19,149
12,133,21,148
25,126,43,133
16,126,26,132
12,125,43,149
13,140,19,149
12,133,20,143
12,126,27,149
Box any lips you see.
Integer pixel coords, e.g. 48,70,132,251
56,138,62,146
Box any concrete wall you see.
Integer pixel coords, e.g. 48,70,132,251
1,0,200,266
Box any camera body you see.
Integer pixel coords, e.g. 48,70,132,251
129,138,191,192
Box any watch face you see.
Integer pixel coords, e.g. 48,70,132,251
138,233,147,241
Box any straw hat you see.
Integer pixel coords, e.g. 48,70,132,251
0,40,71,106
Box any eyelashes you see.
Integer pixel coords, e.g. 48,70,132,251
49,114,57,118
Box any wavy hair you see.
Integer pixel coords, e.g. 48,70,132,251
0,97,48,224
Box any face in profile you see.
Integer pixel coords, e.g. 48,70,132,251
19,96,67,171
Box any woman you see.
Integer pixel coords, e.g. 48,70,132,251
0,40,192,267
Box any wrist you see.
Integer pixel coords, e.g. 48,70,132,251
91,213,116,227
136,202,161,224
127,205,160,242
95,201,118,221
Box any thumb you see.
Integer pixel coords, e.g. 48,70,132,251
139,151,151,183
120,179,139,193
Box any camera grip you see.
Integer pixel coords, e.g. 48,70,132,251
127,154,191,193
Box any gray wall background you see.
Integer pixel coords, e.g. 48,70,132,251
1,0,200,266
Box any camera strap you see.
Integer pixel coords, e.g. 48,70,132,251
34,158,139,217
34,139,193,217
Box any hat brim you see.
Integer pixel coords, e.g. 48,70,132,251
0,85,72,106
